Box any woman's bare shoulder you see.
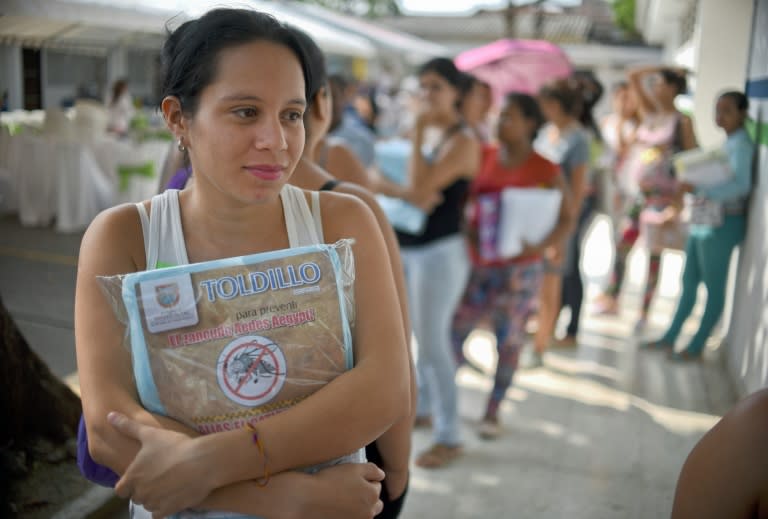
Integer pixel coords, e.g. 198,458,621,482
314,189,379,240
80,202,146,272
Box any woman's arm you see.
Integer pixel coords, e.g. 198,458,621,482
678,114,698,151
335,185,415,500
539,175,575,249
627,66,661,115
410,122,481,194
75,205,201,474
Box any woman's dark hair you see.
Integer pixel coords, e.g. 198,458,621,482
286,25,326,104
719,90,749,111
110,79,128,106
574,71,604,141
504,93,545,143
539,78,583,119
659,68,687,96
418,57,465,89
160,8,312,116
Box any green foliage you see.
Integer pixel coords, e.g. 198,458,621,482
294,0,400,18
611,0,637,35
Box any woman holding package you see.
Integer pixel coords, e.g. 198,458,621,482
75,9,409,518
452,94,572,438
396,57,480,468
644,91,753,360
599,66,697,329
530,79,590,362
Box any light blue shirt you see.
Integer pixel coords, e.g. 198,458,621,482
697,127,754,212
534,123,590,181
331,113,376,168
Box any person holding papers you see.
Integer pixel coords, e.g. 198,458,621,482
75,9,409,518
453,94,573,439
644,91,753,360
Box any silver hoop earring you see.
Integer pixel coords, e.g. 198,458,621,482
178,139,186,152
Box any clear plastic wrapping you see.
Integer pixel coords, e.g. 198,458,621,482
98,239,363,467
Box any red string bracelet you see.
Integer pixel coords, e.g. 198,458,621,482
244,423,270,487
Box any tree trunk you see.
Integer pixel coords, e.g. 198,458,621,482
0,295,81,447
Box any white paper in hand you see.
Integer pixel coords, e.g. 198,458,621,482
674,148,733,187
497,188,562,259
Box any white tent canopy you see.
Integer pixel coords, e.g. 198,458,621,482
290,1,450,64
0,0,376,58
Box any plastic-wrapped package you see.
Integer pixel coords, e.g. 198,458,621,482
98,240,363,518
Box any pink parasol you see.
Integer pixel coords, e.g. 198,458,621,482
454,39,573,104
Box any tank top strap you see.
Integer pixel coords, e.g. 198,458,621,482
280,184,322,247
135,202,151,264
143,189,189,270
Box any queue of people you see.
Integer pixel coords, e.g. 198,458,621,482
72,7,759,518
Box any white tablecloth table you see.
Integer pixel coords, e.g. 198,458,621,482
5,134,171,232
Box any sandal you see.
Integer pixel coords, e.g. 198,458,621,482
640,339,673,351
414,443,463,469
477,417,501,440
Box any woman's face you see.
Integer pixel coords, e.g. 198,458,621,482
462,83,492,125
183,40,306,205
715,96,746,134
651,74,678,104
538,96,563,123
497,101,531,145
418,70,459,115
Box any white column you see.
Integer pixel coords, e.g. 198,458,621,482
0,44,24,110
691,0,755,147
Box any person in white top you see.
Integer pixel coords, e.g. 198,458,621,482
106,78,136,136
75,8,409,519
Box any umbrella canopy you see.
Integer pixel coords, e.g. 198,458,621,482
454,39,573,104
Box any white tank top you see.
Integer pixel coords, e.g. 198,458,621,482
134,184,325,270
130,184,330,519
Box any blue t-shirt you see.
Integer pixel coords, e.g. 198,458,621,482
534,123,590,181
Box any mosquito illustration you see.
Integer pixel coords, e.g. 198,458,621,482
227,342,283,386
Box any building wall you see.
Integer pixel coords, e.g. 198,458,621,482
691,0,754,147
726,0,768,395
0,45,23,110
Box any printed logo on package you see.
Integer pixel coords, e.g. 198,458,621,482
139,273,199,333
156,283,180,308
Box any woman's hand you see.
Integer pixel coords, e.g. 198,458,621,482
108,412,215,518
660,206,680,226
295,463,385,519
544,244,564,266
405,186,442,211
